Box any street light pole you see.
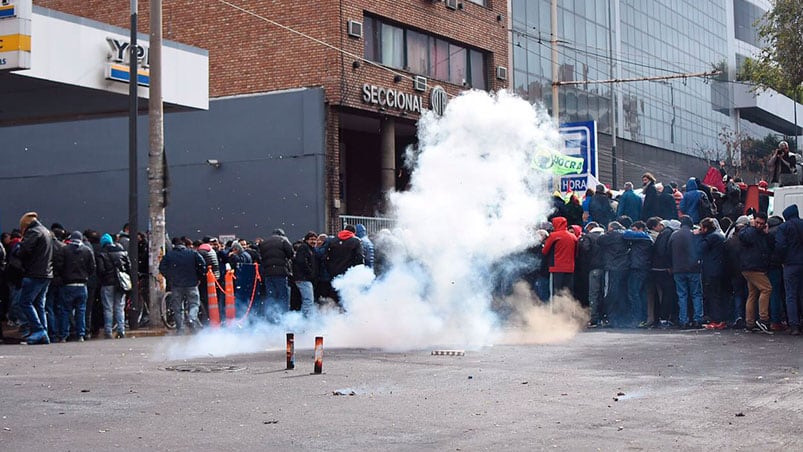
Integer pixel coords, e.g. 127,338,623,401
128,0,139,307
148,0,166,317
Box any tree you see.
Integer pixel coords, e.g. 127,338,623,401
737,0,803,102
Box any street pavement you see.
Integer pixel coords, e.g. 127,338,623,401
0,328,801,451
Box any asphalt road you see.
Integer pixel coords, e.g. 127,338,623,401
1,329,801,451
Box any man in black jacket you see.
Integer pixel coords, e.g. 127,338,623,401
258,229,294,322
325,224,365,306
577,222,605,326
739,212,773,333
54,231,96,342
669,216,704,329
292,232,318,318
598,221,628,327
651,220,678,327
160,237,206,334
16,212,54,345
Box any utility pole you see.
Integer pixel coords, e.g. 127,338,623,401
550,0,559,123
148,0,166,317
607,0,617,189
128,0,139,309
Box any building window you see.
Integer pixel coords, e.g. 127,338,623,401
466,0,487,6
363,16,488,89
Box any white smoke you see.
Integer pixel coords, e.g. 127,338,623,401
156,90,587,361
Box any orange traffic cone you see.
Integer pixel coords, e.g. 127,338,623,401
224,269,236,325
206,267,221,328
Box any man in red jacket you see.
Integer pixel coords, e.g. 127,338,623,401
541,216,578,298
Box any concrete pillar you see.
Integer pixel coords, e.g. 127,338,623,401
380,116,396,198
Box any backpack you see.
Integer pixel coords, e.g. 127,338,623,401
698,192,716,218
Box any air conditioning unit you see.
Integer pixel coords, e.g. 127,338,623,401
496,66,508,81
445,0,459,10
413,76,428,92
347,20,363,38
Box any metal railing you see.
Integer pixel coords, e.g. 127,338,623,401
339,215,396,236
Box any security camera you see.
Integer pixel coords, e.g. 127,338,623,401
206,159,221,168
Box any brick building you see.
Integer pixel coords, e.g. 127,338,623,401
16,0,508,237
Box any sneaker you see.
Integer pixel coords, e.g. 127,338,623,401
104,332,114,339
789,327,802,336
770,322,788,332
587,321,599,328
703,322,717,330
713,321,727,330
638,321,653,329
755,319,771,333
732,317,746,330
78,336,85,342
658,320,673,329
115,331,126,339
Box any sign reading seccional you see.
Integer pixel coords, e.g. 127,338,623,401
0,0,32,71
558,120,598,192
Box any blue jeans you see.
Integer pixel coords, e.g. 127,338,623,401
19,277,50,336
8,285,26,331
101,285,125,335
58,285,88,339
627,269,649,327
295,280,315,318
731,274,747,322
605,270,628,327
46,284,60,338
170,286,201,332
263,276,289,323
783,265,803,327
674,272,703,324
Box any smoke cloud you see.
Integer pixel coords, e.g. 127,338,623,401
157,90,587,361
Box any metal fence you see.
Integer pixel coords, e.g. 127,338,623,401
339,215,396,236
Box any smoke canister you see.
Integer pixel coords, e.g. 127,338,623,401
286,333,295,370
313,336,324,374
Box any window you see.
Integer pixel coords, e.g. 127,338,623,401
363,15,488,89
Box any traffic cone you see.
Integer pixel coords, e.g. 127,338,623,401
206,267,221,328
224,269,236,325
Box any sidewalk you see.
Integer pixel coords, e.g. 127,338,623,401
1,322,168,344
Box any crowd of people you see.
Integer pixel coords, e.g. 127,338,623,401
2,141,801,343
0,214,373,345
536,165,802,336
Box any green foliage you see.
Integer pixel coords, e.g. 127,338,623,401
737,0,803,101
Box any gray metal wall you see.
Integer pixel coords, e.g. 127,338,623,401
0,88,327,241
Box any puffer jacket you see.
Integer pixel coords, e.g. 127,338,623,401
55,240,96,284
668,225,701,273
599,228,629,271
738,225,771,272
258,233,294,277
699,229,726,278
679,178,704,223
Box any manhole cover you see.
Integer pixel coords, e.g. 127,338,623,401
164,364,246,373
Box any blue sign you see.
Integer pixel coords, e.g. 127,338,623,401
558,121,598,192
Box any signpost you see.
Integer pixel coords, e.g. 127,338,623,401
558,120,598,192
0,0,31,71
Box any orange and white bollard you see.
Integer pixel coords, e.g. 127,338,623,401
224,269,236,325
313,336,324,374
206,267,221,328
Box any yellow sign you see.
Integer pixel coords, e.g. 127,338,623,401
0,34,31,52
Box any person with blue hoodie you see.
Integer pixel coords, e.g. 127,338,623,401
679,178,706,224
624,221,653,327
96,233,131,339
775,204,803,335
355,224,375,269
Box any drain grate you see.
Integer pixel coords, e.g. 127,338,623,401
164,364,246,373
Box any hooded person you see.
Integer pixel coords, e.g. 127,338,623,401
95,232,131,339
623,221,654,327
679,178,707,224
589,184,615,228
776,205,803,335
354,224,375,269
598,221,629,326
53,231,96,341
699,218,728,329
15,212,55,344
541,216,579,296
669,215,704,328
325,224,365,305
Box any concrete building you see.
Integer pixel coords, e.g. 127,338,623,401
510,0,802,189
3,0,507,240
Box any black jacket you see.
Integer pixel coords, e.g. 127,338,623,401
258,234,294,277
326,230,365,277
55,241,96,284
96,243,132,287
739,225,771,272
159,245,205,288
292,242,317,282
16,220,54,279
577,229,605,270
651,227,674,270
669,226,701,273
656,190,678,220
589,194,615,228
641,182,659,221
699,229,726,278
598,229,629,271
623,230,653,270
